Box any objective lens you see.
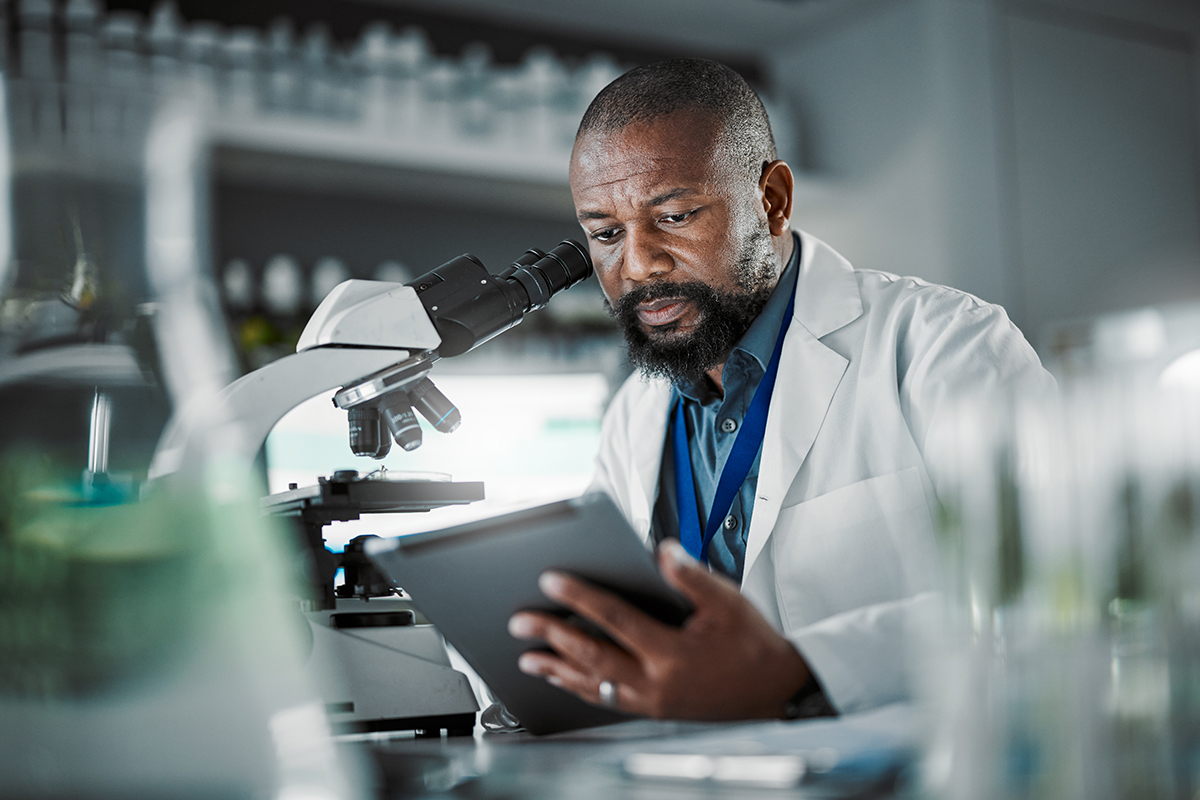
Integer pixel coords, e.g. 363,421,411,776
348,406,391,459
379,392,422,452
408,378,461,433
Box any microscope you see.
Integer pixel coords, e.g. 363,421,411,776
166,240,593,736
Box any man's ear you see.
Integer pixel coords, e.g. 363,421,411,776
759,160,794,237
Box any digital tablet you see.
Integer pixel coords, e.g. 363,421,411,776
365,492,691,735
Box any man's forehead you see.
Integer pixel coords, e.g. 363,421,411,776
570,117,725,197
572,152,703,192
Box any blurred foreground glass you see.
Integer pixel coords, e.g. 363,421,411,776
922,342,1200,799
0,76,362,799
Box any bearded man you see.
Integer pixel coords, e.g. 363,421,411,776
507,59,1053,720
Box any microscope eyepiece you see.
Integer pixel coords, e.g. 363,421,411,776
499,240,592,311
407,239,593,358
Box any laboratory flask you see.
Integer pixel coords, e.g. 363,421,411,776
0,73,364,800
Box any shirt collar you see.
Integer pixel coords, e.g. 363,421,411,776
677,233,801,401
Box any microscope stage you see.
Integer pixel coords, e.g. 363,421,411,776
262,473,484,522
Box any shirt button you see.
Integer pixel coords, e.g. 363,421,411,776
723,514,738,531
720,418,738,434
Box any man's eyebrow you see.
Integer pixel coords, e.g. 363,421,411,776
575,187,699,222
647,187,697,206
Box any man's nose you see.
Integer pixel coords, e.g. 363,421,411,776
620,228,670,282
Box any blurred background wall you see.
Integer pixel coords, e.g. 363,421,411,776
35,0,1196,358
91,0,1196,351
9,0,1196,530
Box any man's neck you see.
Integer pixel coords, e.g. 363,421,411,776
705,363,726,396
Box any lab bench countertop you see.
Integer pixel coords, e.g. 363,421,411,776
351,703,920,800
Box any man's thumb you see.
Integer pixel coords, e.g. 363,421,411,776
656,538,739,603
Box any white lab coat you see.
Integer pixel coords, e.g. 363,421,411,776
589,230,1054,714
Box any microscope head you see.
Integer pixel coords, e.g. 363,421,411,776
304,240,593,459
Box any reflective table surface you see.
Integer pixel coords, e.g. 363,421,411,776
351,703,920,800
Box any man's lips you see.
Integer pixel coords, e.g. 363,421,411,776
636,297,691,327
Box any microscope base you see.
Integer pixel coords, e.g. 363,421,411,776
306,599,479,736
337,712,477,737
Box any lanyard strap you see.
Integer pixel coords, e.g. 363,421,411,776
673,289,796,564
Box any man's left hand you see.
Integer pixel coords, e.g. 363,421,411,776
507,538,812,720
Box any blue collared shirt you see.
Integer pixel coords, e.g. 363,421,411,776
652,237,801,581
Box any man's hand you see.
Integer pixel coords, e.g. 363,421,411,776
506,538,812,720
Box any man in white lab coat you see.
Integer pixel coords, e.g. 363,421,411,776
508,59,1052,720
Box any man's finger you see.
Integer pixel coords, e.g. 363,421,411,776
656,538,743,606
517,650,637,711
537,571,676,659
509,610,642,686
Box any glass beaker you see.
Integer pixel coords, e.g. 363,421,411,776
0,70,362,800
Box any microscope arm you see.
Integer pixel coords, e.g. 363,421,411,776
149,347,421,478
150,281,442,478
217,347,423,457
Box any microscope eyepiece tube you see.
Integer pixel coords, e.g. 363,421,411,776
407,239,593,357
504,240,592,310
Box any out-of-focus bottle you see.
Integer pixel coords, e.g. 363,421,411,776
421,56,463,145
262,254,304,317
520,46,568,153
458,41,494,141
300,24,335,119
17,0,56,81
15,0,60,142
222,257,255,312
372,259,410,285
221,27,262,117
263,17,299,114
574,52,621,111
355,21,390,132
101,11,146,95
64,0,100,83
181,20,221,94
310,256,349,308
0,74,363,800
390,25,430,138
146,1,183,92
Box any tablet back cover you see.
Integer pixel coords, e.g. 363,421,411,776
366,493,689,735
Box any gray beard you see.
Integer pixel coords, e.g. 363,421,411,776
609,226,778,385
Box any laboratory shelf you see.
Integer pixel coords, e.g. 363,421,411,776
211,116,577,218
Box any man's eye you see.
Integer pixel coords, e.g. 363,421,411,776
663,211,692,223
591,228,619,242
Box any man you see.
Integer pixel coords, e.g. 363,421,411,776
507,59,1052,720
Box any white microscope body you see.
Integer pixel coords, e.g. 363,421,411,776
155,241,593,735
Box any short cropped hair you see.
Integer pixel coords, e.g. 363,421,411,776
576,59,778,183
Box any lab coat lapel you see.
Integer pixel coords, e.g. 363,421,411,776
742,232,862,580
625,379,672,539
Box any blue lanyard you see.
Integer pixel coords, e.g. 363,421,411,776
672,289,795,564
